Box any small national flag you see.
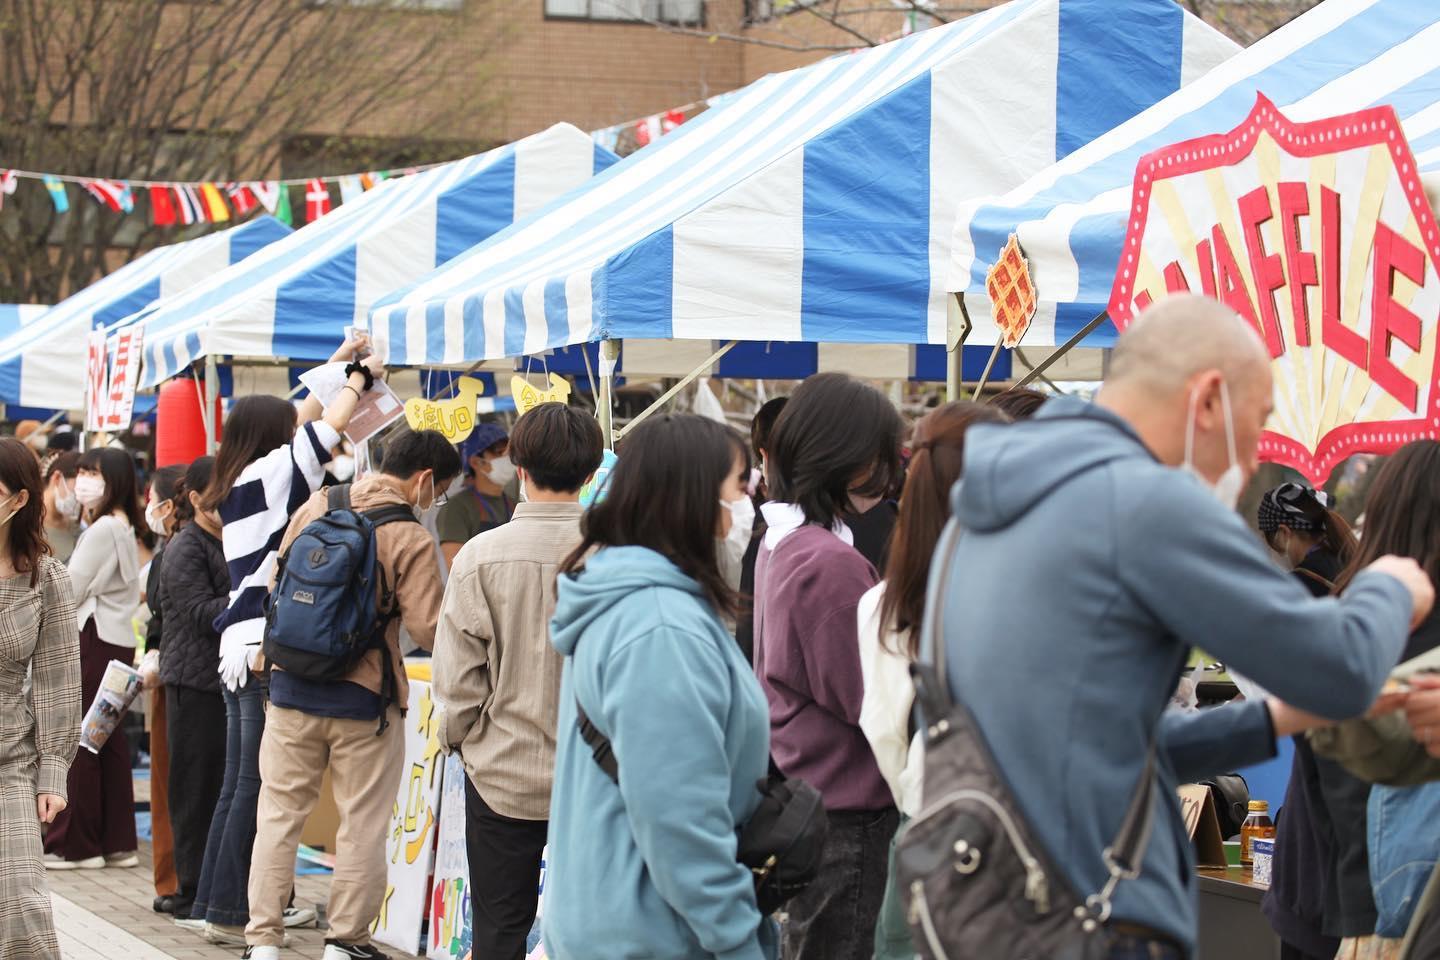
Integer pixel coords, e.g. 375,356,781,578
0,171,17,210
226,182,259,217
337,175,364,205
83,179,133,213
149,185,177,227
251,181,280,215
199,183,230,222
304,178,331,222
274,183,293,226
174,186,204,226
634,115,663,147
661,109,685,133
43,176,69,213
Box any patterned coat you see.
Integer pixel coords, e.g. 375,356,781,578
0,556,81,958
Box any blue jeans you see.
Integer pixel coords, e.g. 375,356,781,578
190,681,266,928
782,807,899,960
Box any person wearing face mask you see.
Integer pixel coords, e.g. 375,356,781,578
752,372,904,960
243,426,458,960
40,451,81,564
1259,482,1357,598
932,294,1432,960
433,403,603,960
44,447,146,871
437,423,516,569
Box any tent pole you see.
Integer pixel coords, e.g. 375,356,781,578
970,341,1004,401
598,339,619,450
615,340,737,444
946,293,973,403
1005,310,1108,392
204,353,219,456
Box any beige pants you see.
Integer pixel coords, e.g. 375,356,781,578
246,704,403,947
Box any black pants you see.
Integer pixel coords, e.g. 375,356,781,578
465,777,548,960
782,806,899,960
166,684,227,911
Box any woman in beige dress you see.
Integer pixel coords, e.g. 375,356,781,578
0,436,81,957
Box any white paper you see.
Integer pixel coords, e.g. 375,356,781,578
298,363,404,445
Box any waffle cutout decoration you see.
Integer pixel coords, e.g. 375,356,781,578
1109,94,1440,484
511,372,572,415
986,234,1038,349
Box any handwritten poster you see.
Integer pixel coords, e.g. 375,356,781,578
372,680,445,956
427,756,472,960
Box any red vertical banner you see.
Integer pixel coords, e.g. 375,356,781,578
100,329,143,432
84,331,108,432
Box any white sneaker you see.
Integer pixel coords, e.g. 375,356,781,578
173,917,207,932
43,854,105,870
205,924,248,946
242,948,281,960
104,851,139,868
283,905,317,928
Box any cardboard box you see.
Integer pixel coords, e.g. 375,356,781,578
1179,784,1229,868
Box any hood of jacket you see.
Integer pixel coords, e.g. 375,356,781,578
551,545,706,657
955,395,1157,533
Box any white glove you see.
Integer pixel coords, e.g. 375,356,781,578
218,636,257,691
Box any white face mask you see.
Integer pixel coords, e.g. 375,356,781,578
331,454,356,483
1183,378,1243,511
145,500,171,537
486,455,517,488
54,478,78,519
719,495,756,560
74,474,106,510
413,473,438,521
0,493,21,527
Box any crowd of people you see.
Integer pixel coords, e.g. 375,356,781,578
0,293,1439,960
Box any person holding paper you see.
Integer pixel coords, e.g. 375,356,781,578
43,446,144,871
0,437,80,957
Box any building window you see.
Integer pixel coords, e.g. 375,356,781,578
545,0,702,26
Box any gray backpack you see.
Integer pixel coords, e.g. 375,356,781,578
895,516,1158,960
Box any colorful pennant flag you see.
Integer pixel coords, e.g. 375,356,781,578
251,181,280,215
174,185,203,226
337,175,364,205
304,178,331,222
149,185,177,227
274,183,293,226
43,175,68,213
198,182,230,223
226,182,259,217
83,179,134,213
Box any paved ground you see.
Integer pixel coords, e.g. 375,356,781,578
47,840,424,960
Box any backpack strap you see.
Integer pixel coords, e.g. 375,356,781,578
326,483,352,512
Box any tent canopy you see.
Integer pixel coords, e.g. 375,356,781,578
125,123,617,389
0,305,48,337
369,0,1235,368
0,217,292,410
949,0,1440,348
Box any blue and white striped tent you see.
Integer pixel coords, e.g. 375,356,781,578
950,0,1440,349
369,0,1235,368
125,123,618,389
0,305,49,337
0,217,291,410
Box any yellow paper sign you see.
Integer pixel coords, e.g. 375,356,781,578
403,376,488,443
511,372,572,414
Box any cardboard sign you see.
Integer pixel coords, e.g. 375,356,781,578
373,680,445,955
987,234,1037,349
511,373,571,415
404,376,488,443
1178,784,1228,868
83,331,108,431
1109,95,1440,483
100,329,143,432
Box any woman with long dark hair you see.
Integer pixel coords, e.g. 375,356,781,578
544,414,776,960
43,447,144,870
858,401,1009,960
180,338,380,945
1265,451,1440,960
753,372,903,960
0,437,80,956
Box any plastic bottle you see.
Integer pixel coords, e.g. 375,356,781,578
1240,800,1275,866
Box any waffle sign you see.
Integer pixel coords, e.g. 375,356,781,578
1109,95,1440,483
987,234,1037,349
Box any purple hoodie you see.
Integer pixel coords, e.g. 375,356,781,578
753,524,892,812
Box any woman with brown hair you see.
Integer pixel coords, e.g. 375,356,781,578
0,436,81,956
44,446,144,870
857,400,1009,960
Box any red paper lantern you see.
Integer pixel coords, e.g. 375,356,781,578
155,378,222,468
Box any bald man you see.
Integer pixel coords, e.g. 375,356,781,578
933,295,1432,959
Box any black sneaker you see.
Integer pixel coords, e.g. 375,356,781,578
322,941,392,960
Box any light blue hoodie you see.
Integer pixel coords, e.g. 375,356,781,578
544,545,775,960
941,397,1413,957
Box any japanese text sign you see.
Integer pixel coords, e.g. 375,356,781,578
1109,95,1440,483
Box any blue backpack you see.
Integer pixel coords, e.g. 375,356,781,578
264,485,415,721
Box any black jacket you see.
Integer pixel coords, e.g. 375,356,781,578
158,522,229,693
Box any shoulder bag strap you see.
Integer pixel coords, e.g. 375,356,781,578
920,486,1157,922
